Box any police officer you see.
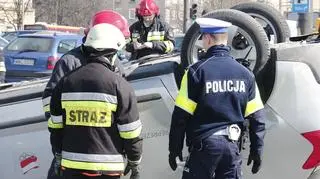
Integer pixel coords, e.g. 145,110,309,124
49,23,142,179
126,0,175,60
42,10,131,179
168,18,266,179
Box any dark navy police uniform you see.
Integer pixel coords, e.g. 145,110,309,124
169,18,266,179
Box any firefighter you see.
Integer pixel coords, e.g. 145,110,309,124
42,10,131,179
168,18,266,179
126,0,175,60
49,23,142,179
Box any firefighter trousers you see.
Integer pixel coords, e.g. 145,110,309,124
62,173,120,179
47,158,120,179
182,135,242,179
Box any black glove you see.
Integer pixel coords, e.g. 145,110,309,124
247,152,262,174
124,160,141,179
168,152,183,171
54,153,62,176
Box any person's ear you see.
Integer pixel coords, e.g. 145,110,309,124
207,34,212,44
204,34,211,45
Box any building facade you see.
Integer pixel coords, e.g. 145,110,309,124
0,0,35,32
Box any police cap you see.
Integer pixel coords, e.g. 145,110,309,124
196,18,232,34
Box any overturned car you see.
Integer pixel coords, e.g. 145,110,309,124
0,2,320,179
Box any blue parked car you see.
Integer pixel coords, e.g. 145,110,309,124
4,31,83,82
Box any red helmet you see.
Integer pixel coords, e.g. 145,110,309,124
136,0,160,17
87,10,130,38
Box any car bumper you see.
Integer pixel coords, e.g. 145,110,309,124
5,70,52,82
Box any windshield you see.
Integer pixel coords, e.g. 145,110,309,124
6,37,53,52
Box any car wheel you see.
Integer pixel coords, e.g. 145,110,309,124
180,9,270,75
231,2,290,43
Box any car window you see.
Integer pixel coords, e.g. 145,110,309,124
174,36,184,51
2,33,17,42
6,37,53,52
57,39,77,54
0,38,8,48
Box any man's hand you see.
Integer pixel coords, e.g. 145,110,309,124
124,159,141,179
168,152,183,171
54,153,62,176
247,152,262,174
133,42,144,50
143,42,153,48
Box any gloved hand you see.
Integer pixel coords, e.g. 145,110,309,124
124,159,141,179
54,153,62,176
133,42,144,50
143,42,153,48
247,152,262,174
168,152,183,171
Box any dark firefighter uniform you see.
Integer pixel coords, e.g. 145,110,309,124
169,18,266,179
43,47,129,179
43,11,132,179
126,17,175,60
49,56,142,176
43,46,125,131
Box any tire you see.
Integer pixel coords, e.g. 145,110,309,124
231,2,290,43
180,9,270,75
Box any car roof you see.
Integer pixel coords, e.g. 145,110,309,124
3,30,39,34
18,31,83,39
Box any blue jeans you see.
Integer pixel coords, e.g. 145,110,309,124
182,135,242,179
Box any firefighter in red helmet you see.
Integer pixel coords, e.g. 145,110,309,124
83,10,131,41
126,0,175,60
43,10,137,179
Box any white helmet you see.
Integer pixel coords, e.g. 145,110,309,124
84,23,125,50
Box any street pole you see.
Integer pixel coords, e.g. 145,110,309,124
183,0,190,33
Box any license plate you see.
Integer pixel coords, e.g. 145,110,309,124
13,59,35,66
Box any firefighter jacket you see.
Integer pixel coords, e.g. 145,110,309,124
49,56,142,175
169,45,266,156
126,17,175,60
43,46,125,131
